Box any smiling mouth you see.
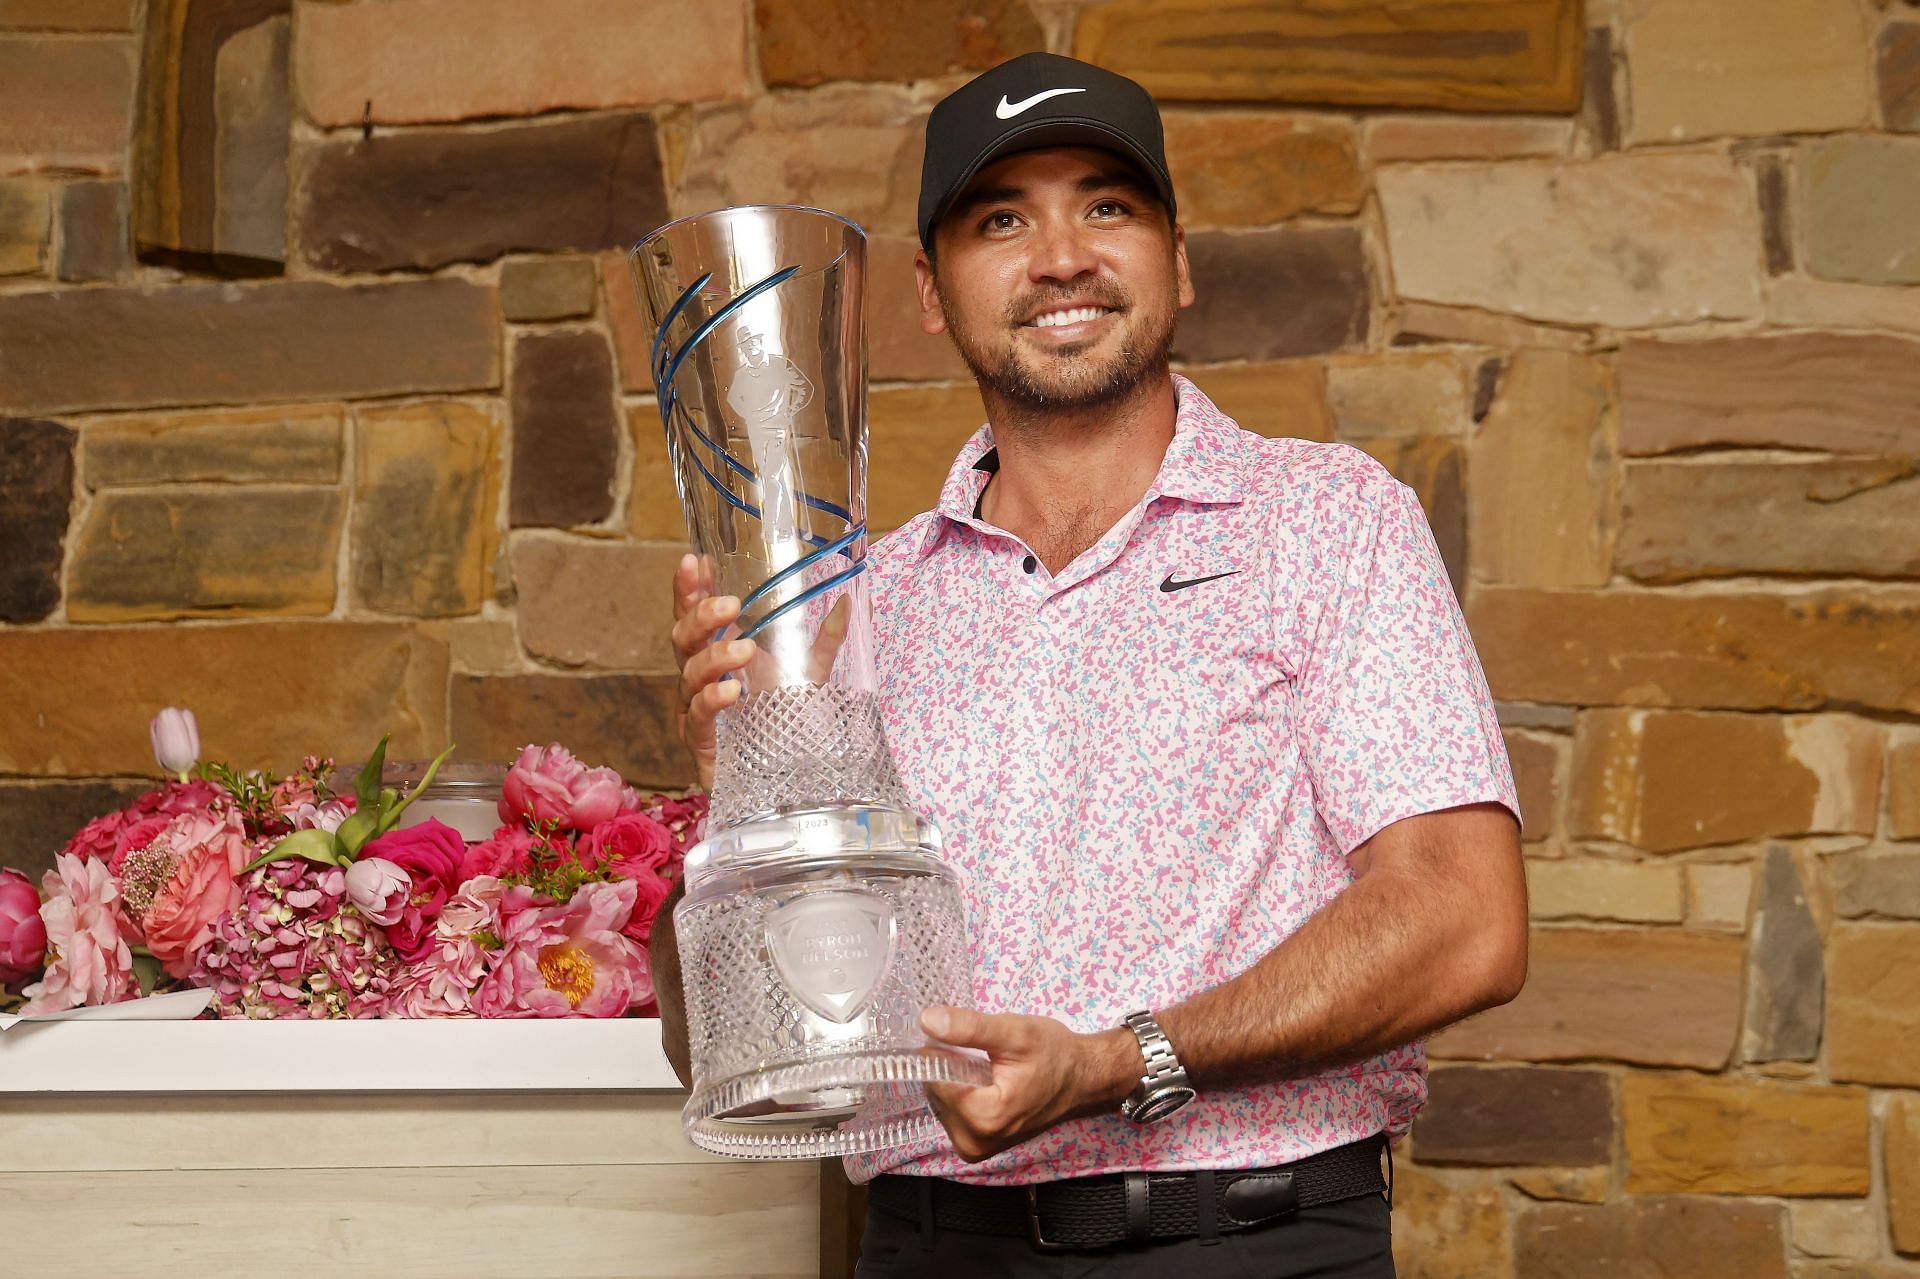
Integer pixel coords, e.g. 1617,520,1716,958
1021,305,1116,331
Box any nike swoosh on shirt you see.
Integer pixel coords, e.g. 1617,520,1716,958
1159,571,1241,593
995,87,1086,119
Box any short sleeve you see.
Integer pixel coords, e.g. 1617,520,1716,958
1293,472,1519,854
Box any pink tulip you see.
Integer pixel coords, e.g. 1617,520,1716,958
0,869,47,988
345,857,409,927
148,707,200,780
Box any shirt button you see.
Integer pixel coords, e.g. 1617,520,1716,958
1022,555,1037,574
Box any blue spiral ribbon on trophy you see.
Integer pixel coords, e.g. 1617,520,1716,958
650,268,867,644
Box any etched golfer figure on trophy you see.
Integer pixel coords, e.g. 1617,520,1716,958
630,206,990,1159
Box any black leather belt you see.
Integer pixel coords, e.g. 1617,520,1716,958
868,1133,1388,1252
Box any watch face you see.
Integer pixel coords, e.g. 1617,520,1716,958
1131,1085,1198,1125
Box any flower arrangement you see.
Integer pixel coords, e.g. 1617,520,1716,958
0,711,704,1020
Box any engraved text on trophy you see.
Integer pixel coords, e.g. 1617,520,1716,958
765,891,895,1024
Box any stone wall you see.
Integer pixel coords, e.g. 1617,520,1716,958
2,1,1918,1273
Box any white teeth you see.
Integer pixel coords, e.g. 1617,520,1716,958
1030,305,1108,329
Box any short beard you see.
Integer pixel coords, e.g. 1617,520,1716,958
936,275,1177,414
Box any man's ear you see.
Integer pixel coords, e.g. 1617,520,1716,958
913,248,948,336
1173,223,1195,311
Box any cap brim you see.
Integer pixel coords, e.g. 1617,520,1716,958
922,117,1176,248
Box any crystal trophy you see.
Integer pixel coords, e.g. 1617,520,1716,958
630,206,990,1159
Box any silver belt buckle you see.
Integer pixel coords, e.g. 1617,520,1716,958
1024,1184,1073,1252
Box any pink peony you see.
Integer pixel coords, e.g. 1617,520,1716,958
344,857,408,926
499,744,628,830
20,855,135,1014
472,880,651,1018
123,807,248,979
357,820,464,960
0,869,47,989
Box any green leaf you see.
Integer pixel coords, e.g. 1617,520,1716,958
333,809,379,860
379,741,458,836
353,735,391,817
130,952,164,997
242,827,344,873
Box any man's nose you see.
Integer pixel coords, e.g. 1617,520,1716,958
1028,216,1097,283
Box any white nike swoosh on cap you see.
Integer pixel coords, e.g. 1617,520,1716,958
995,87,1086,119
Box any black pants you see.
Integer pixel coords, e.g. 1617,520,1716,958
853,1190,1395,1278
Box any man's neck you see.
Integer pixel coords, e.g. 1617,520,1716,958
975,372,1179,573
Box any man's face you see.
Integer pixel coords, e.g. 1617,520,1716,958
915,147,1193,412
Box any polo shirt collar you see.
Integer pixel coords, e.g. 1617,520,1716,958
920,374,1247,558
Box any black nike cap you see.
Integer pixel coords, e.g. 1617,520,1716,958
917,52,1176,251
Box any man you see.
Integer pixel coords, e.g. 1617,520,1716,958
656,52,1527,1277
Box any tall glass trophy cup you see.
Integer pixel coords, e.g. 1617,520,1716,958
630,206,989,1159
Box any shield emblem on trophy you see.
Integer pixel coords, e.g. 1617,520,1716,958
765,891,896,1024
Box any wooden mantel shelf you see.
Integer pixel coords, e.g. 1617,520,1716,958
0,1017,687,1093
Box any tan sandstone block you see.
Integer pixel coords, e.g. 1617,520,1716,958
1623,1073,1870,1197
625,401,684,545
351,401,500,618
1180,361,1331,442
675,85,925,238
1429,928,1743,1070
1164,112,1364,226
1527,859,1683,924
0,177,50,275
1324,353,1468,440
1767,277,1920,338
1570,711,1883,852
1505,729,1561,843
82,405,343,487
868,383,986,534
1364,115,1574,163
1827,924,1920,1087
1889,734,1920,839
1469,350,1614,590
1688,863,1755,932
1468,587,1920,717
1889,1093,1920,1255
1509,1167,1608,1204
68,487,342,621
0,624,449,775
296,0,750,126
1616,457,1920,583
1377,154,1762,327
1514,1198,1787,1279
1391,1166,1511,1279
511,536,683,674
1791,1201,1880,1260
1623,0,1872,144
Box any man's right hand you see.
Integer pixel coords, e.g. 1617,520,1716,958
671,553,754,792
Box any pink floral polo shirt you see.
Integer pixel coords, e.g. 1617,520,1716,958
846,374,1519,1186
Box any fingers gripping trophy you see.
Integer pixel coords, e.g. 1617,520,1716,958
630,206,990,1158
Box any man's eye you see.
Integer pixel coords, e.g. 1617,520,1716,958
985,212,1020,232
1092,200,1128,218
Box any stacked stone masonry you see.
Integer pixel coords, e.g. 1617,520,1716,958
2,1,1919,1273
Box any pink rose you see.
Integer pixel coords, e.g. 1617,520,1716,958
105,814,172,877
472,880,650,1018
60,809,129,863
499,744,630,830
139,807,248,979
133,779,223,819
21,855,135,1014
460,823,539,881
358,820,465,961
0,869,47,989
581,812,675,878
344,857,409,927
619,869,674,947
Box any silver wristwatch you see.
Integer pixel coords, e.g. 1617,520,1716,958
1119,1009,1197,1124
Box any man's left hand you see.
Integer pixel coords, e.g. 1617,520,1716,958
920,1006,1140,1162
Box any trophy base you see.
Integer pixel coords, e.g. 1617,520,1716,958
674,804,987,1160
684,1045,992,1159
